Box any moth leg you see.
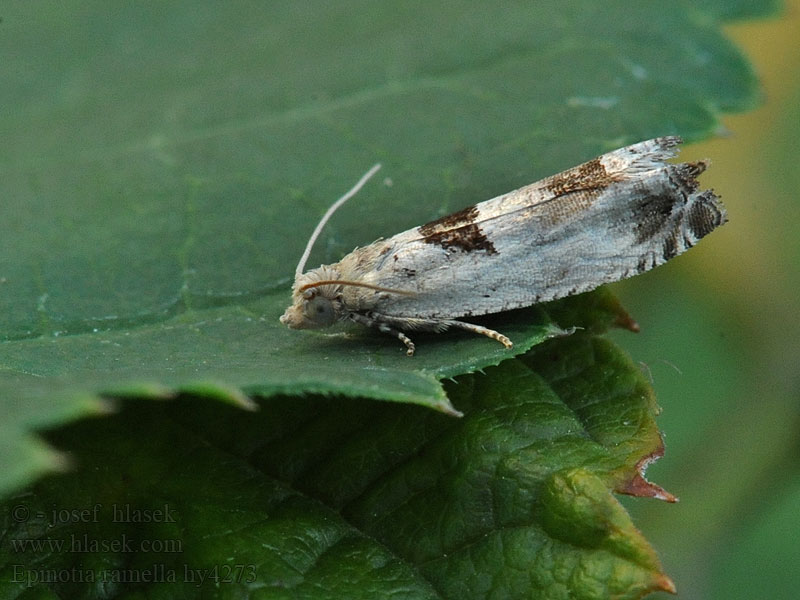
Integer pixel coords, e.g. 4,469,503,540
441,320,513,349
349,312,416,356
359,312,513,352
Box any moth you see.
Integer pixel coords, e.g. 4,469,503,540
280,137,726,355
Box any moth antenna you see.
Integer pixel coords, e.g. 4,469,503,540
295,163,383,276
299,279,416,296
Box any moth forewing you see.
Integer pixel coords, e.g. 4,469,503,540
281,137,726,355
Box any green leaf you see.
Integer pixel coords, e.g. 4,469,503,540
0,329,674,599
0,0,768,495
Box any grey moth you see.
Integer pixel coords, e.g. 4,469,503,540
280,137,726,355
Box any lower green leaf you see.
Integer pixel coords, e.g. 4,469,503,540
1,327,674,599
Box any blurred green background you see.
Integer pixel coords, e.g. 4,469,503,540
610,2,800,597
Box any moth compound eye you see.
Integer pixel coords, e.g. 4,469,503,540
304,295,336,326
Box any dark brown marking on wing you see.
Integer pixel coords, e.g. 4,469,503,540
662,233,679,261
534,157,623,225
637,256,647,273
421,223,497,254
419,205,497,254
687,192,725,240
632,191,678,244
544,157,612,197
420,204,480,231
637,252,656,274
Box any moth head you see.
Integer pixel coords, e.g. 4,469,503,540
279,268,417,330
280,163,414,331
280,268,344,330
280,164,383,331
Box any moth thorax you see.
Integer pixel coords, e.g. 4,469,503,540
294,265,342,294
